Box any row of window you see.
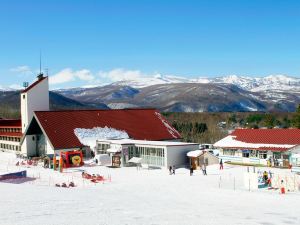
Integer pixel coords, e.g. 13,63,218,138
0,136,21,142
0,128,21,133
0,143,21,151
223,149,268,159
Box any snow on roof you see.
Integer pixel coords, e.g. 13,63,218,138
214,135,295,151
155,112,181,138
187,150,203,157
74,127,129,150
97,139,198,147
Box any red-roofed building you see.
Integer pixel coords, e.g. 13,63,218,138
214,128,300,167
21,108,182,157
0,119,22,152
17,73,182,159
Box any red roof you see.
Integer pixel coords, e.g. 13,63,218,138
231,129,300,145
0,119,21,128
21,76,47,93
34,109,181,150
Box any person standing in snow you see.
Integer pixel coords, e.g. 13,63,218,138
172,165,176,175
220,159,223,170
201,164,207,175
190,166,194,176
169,166,172,175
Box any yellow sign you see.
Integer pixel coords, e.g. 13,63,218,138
71,155,81,165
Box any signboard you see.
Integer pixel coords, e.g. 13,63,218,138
123,147,128,156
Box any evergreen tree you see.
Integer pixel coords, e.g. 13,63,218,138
292,104,300,128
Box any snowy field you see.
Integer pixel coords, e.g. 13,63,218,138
0,152,300,225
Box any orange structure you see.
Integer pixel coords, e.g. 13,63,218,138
60,150,84,168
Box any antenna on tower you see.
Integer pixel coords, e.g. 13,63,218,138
37,50,44,80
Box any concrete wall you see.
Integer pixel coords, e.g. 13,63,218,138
166,144,198,168
199,152,219,166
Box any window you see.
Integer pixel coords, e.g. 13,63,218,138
259,151,267,159
250,150,258,158
223,149,235,156
242,151,250,158
23,94,25,99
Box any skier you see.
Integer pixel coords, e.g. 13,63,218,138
219,159,224,170
169,166,172,175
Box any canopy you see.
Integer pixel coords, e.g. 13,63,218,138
187,150,203,158
128,157,142,164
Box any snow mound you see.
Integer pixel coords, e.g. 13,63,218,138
74,127,129,150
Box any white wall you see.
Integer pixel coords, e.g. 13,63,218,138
166,144,199,168
21,77,49,133
21,135,37,157
46,139,54,154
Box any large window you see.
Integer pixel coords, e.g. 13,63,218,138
223,149,235,156
130,146,165,166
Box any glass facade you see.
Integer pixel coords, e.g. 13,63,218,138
128,145,165,166
97,143,110,154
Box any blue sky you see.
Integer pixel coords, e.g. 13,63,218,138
0,0,300,89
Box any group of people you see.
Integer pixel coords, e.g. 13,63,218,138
190,159,224,176
170,159,224,176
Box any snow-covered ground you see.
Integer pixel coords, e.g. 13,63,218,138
0,152,300,225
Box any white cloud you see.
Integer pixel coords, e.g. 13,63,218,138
49,68,75,85
10,65,32,74
74,69,94,81
49,68,95,85
99,68,144,81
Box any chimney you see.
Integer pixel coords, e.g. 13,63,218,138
37,73,44,81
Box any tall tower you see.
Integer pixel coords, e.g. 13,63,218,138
21,73,49,133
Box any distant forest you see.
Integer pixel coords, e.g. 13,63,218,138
163,105,300,144
1,104,299,144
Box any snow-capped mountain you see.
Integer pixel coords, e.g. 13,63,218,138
112,74,192,88
2,74,299,112
109,74,300,92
